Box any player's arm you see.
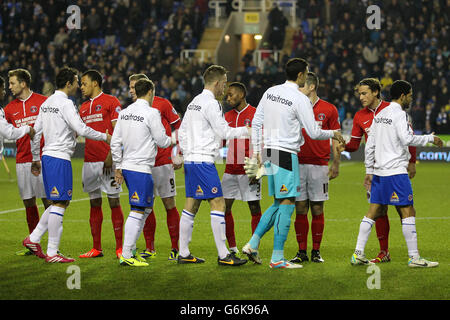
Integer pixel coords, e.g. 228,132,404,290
0,110,32,140
64,101,109,143
394,111,436,147
110,118,123,185
148,110,171,149
328,106,342,180
207,101,249,141
297,97,342,143
363,123,376,191
344,115,364,152
30,111,43,176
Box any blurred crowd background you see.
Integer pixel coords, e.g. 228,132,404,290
0,0,449,134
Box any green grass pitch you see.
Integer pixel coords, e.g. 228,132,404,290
0,157,448,300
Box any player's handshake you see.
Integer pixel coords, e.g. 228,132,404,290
430,132,443,148
114,168,124,185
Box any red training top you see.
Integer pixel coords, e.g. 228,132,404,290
224,104,256,175
4,92,46,163
79,92,121,162
298,98,341,166
152,96,181,167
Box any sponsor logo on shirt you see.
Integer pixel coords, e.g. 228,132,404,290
374,117,392,125
83,113,104,124
266,93,293,106
187,104,202,111
41,106,59,113
120,113,144,122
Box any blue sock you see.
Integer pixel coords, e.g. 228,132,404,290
248,200,280,249
271,204,295,262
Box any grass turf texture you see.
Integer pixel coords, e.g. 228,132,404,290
0,157,448,300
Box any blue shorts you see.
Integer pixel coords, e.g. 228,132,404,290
184,161,223,199
41,155,73,201
122,169,154,209
370,174,414,206
263,149,300,199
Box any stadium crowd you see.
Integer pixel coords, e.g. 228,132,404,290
0,0,449,134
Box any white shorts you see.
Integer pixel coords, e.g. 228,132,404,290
16,162,47,200
222,173,262,202
152,164,176,199
82,162,122,199
296,164,329,202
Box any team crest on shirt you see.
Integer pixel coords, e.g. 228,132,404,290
244,119,251,126
131,191,140,202
95,105,102,112
196,185,204,195
280,184,288,193
115,106,121,114
30,105,38,113
318,113,326,121
390,191,399,202
50,187,59,197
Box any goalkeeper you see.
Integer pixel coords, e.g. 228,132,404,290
242,58,344,269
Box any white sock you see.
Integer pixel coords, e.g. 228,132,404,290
132,208,152,252
179,209,195,258
122,211,144,259
402,217,419,258
210,211,229,259
355,216,375,255
30,205,52,243
47,206,65,257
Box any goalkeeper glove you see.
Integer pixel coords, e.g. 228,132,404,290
244,157,265,180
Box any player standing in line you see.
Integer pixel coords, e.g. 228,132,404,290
129,74,182,261
0,76,35,145
23,67,111,263
344,78,417,263
289,72,341,264
222,82,261,255
78,69,124,259
177,65,250,266
351,80,442,268
242,58,345,269
111,79,172,267
4,69,51,239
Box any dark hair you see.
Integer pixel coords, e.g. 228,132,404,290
82,69,103,88
8,68,32,87
228,82,247,97
55,67,78,89
358,78,381,98
203,65,227,85
135,79,154,98
305,72,319,91
285,58,308,81
390,80,412,100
